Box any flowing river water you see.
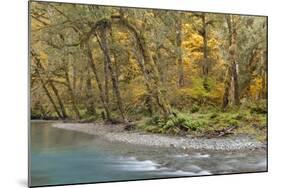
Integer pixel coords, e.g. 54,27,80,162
30,121,267,187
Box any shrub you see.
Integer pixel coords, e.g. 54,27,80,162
209,112,218,119
190,104,200,113
227,119,239,126
250,100,267,114
142,113,205,134
146,115,165,126
165,113,205,132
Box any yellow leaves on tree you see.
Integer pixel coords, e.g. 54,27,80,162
249,77,263,99
39,51,48,61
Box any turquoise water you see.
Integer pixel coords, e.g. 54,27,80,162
30,121,267,187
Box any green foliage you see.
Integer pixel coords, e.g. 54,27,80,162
190,104,200,113
141,113,206,134
166,113,205,131
30,2,267,142
250,100,267,114
147,115,165,126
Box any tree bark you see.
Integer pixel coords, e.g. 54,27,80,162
222,64,232,110
230,18,240,106
201,14,210,91
64,68,81,119
34,67,62,118
116,17,172,118
85,70,97,115
86,44,112,121
175,18,184,88
232,60,240,105
48,81,68,119
261,50,267,99
31,51,64,118
103,54,110,105
133,44,155,116
222,15,240,109
97,26,127,122
32,50,68,118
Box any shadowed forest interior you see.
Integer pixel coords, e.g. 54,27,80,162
30,2,267,140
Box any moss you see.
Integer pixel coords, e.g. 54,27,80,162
136,107,267,142
190,104,200,113
139,112,206,135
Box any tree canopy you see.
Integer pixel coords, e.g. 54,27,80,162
30,2,267,139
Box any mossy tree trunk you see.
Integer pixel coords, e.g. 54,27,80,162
85,70,97,115
86,43,112,121
64,67,81,119
115,17,172,118
175,17,184,88
31,50,67,119
32,66,62,118
97,24,128,122
222,15,240,109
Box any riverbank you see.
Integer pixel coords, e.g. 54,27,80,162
50,121,266,151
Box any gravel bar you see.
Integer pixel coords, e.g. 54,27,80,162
52,123,265,151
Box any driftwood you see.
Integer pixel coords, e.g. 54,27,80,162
123,122,136,131
207,125,238,138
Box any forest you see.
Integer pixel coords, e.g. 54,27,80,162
30,2,267,141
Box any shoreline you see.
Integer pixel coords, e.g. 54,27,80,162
48,121,266,151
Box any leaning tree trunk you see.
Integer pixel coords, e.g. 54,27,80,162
84,17,172,118
64,68,81,119
86,44,112,121
116,17,172,118
48,81,68,119
133,43,155,116
97,26,127,122
34,67,62,118
31,51,63,118
32,50,68,118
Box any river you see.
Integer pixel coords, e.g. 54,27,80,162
30,121,267,187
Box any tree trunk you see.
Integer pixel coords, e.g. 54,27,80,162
32,50,68,118
48,81,68,119
35,67,62,118
31,51,63,118
222,60,233,110
201,14,210,91
72,62,77,98
110,28,121,84
86,44,112,121
232,61,240,105
64,68,81,119
39,103,48,119
261,50,267,99
116,17,172,118
97,26,127,122
133,44,155,116
103,55,110,105
222,15,240,109
230,20,240,105
175,18,184,88
85,70,97,115
154,47,163,83
202,14,208,75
